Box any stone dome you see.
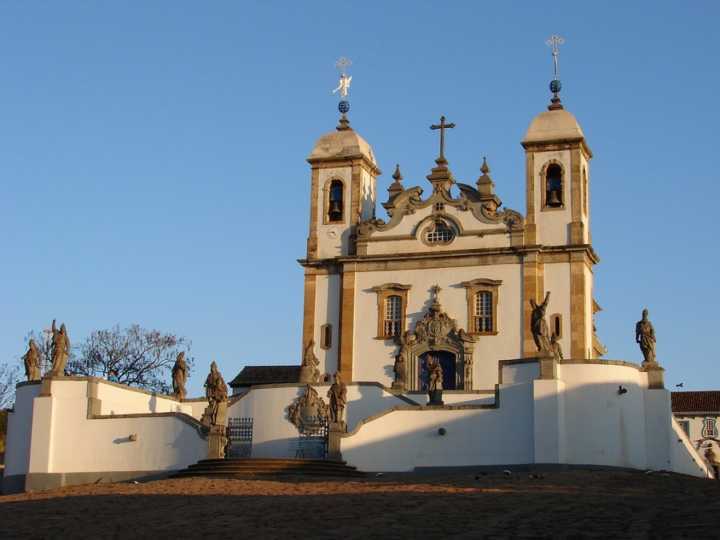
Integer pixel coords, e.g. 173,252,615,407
308,128,377,165
522,108,585,145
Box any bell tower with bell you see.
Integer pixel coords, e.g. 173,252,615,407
521,35,592,248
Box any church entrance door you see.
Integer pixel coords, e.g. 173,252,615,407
418,351,456,391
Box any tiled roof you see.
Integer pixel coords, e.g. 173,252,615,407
229,365,301,388
671,391,720,413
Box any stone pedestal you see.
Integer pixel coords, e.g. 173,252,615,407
641,362,665,389
538,354,558,380
207,425,227,459
327,421,347,461
428,389,444,406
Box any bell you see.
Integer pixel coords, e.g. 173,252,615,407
329,200,343,220
547,189,562,207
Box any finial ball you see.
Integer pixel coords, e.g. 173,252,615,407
338,100,350,114
549,79,562,94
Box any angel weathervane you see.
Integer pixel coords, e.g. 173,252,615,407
333,57,352,128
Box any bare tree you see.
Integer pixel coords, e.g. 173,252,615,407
0,362,21,409
66,325,192,394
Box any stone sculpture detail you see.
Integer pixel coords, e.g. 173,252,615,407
392,351,406,390
22,339,42,381
172,352,188,401
204,361,228,426
49,319,70,377
287,384,329,434
549,333,564,361
427,356,444,405
327,372,348,428
530,292,552,355
635,308,657,365
299,340,321,383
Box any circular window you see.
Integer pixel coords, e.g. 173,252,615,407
424,220,455,245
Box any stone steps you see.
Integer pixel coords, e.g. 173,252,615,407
173,458,365,479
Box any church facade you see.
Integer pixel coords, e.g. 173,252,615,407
301,100,601,393
3,77,713,493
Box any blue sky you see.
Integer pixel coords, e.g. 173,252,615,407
1,1,718,396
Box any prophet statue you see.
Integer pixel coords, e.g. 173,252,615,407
204,361,228,426
49,319,70,377
635,308,657,365
530,292,551,354
327,372,347,425
22,339,42,381
172,352,188,400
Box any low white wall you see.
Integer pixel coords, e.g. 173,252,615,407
4,383,41,476
96,381,197,417
342,382,535,472
403,392,495,406
228,383,417,458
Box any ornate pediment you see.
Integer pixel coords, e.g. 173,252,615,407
287,385,329,434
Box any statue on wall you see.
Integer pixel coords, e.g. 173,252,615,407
530,292,552,354
49,319,71,377
635,308,657,365
327,372,347,427
172,352,188,400
204,361,228,426
393,351,406,390
427,357,444,405
299,339,321,383
22,339,42,381
287,384,329,434
549,333,564,361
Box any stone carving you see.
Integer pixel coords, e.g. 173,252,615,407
549,333,564,361
530,292,552,355
635,308,657,365
49,319,70,377
287,384,329,434
327,372,347,428
427,356,444,405
299,340,321,384
203,361,228,427
22,339,42,381
392,351,406,390
171,352,188,401
396,287,476,391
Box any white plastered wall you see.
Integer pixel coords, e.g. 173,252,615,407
543,262,571,357
353,264,523,389
313,273,340,375
533,149,571,246
4,383,41,477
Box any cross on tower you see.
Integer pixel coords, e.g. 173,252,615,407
546,35,564,79
430,115,455,162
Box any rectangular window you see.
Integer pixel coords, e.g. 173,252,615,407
473,291,493,333
320,324,332,350
702,417,718,438
384,295,402,337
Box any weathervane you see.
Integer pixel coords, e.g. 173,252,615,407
333,57,353,130
545,35,565,110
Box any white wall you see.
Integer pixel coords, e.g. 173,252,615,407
316,167,352,258
543,262,571,357
96,382,198,418
314,273,340,376
342,382,535,472
4,383,41,476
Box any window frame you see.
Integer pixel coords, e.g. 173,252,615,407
540,160,566,211
461,278,502,336
371,283,411,340
323,178,346,225
550,313,563,339
421,219,456,246
320,323,332,350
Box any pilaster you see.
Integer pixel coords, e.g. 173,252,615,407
338,266,356,381
522,251,544,357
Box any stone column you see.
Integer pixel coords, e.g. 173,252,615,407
327,422,346,461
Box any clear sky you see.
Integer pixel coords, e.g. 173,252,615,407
1,1,718,396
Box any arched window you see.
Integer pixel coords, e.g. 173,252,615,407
473,291,493,333
328,180,344,222
383,295,402,337
545,164,563,208
320,324,332,350
424,220,455,245
551,314,562,339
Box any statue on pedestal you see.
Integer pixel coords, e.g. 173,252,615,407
204,361,228,426
635,308,657,365
299,339,320,383
327,372,347,428
172,352,188,400
22,339,42,381
427,357,444,406
49,319,70,377
530,292,551,354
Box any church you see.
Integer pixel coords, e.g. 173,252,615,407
2,56,713,493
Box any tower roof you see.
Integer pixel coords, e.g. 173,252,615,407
522,108,585,145
307,128,377,167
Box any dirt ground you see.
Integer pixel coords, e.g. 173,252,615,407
1,469,719,539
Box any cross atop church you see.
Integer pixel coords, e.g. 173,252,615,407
430,116,455,162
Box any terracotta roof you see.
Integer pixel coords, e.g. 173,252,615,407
229,366,300,388
671,391,720,413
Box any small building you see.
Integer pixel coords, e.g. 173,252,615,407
229,366,301,396
672,391,720,460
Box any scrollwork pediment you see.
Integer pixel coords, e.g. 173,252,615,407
287,385,329,434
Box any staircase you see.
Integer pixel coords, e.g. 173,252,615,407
173,458,365,479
